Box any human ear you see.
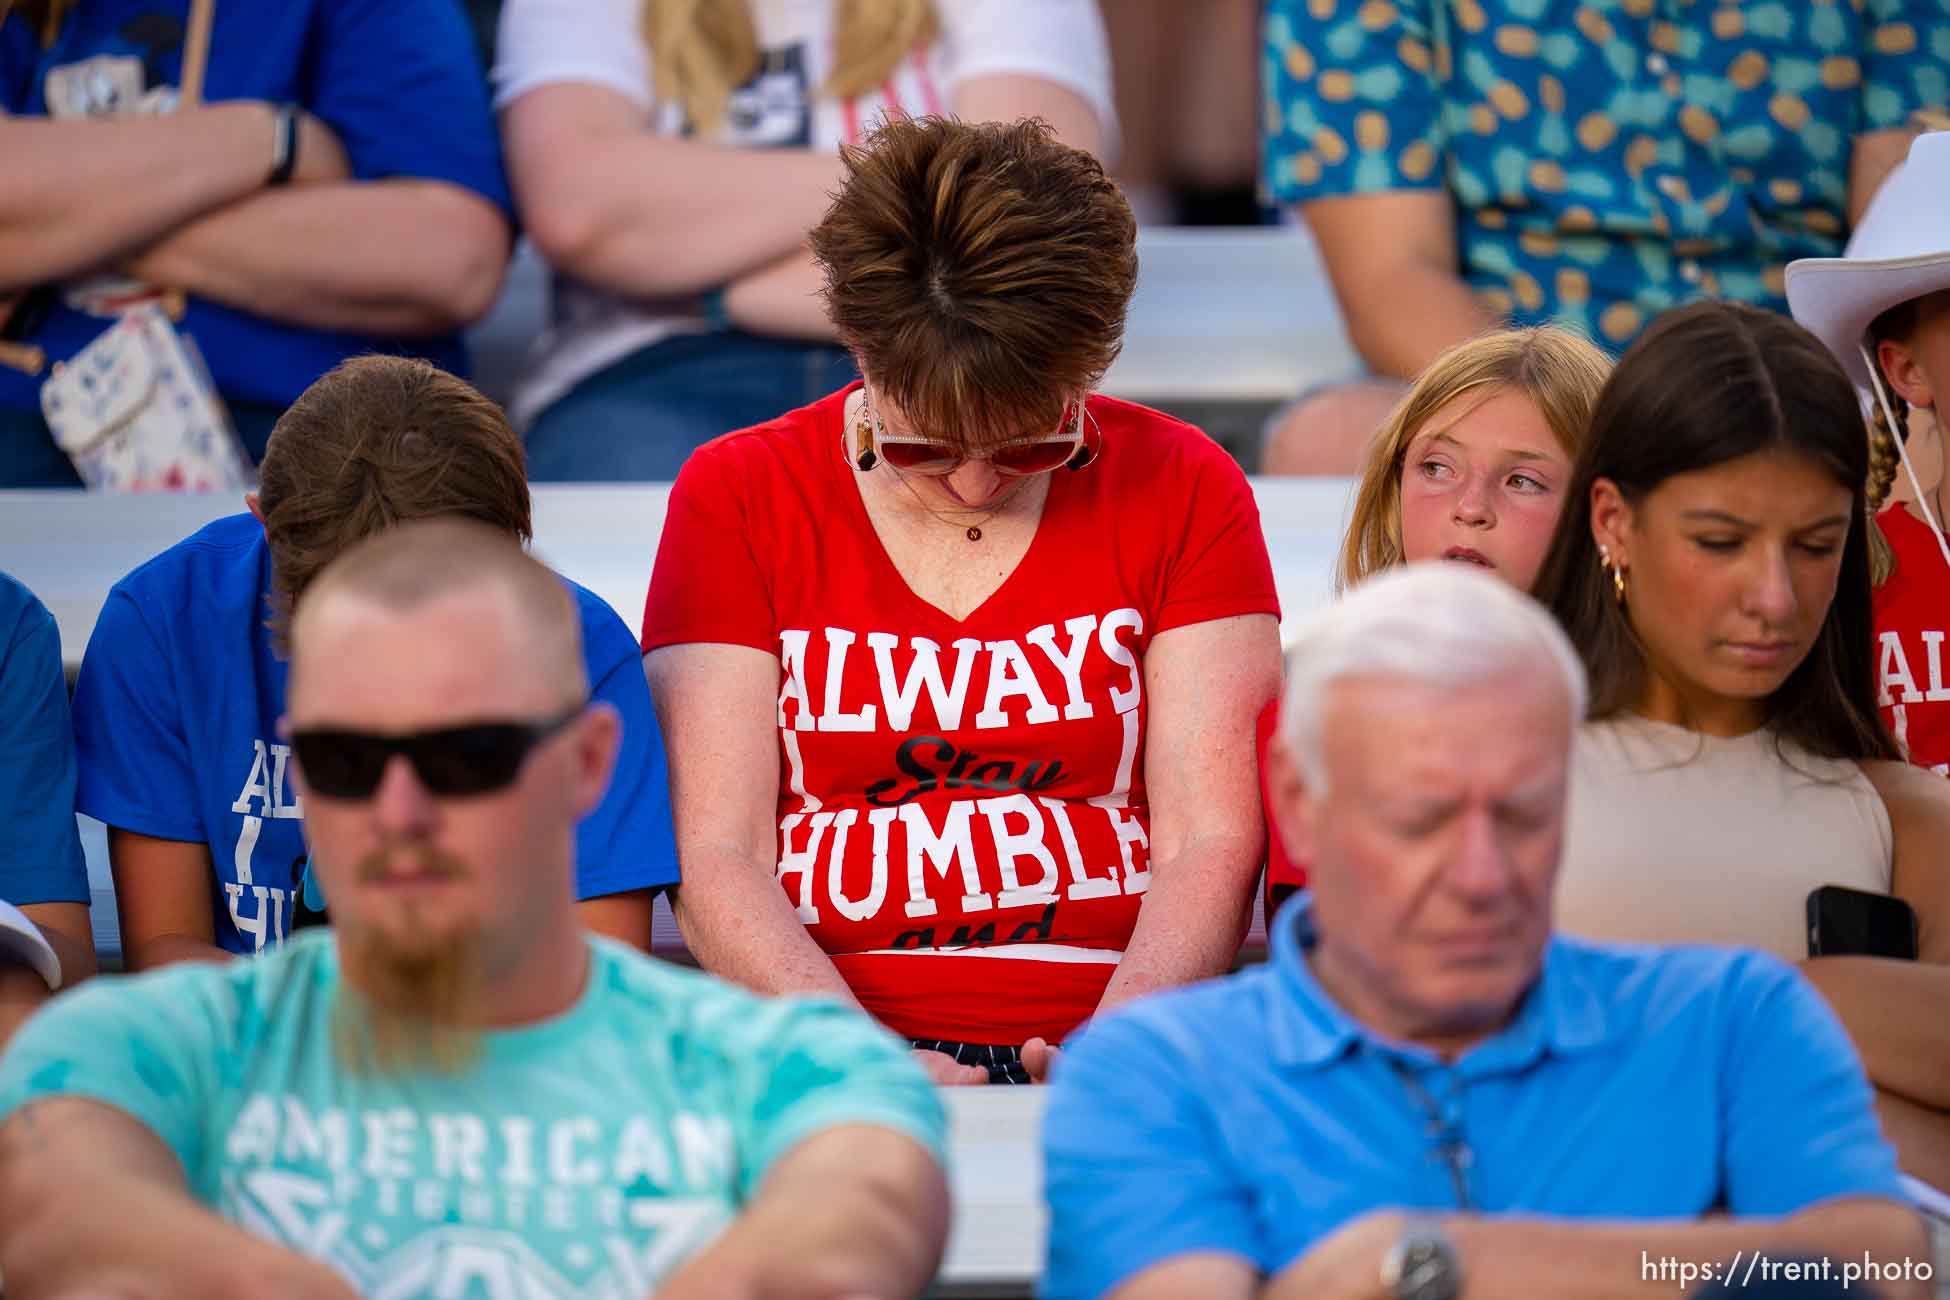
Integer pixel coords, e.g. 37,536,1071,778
570,703,623,819
1589,477,1634,564
1877,337,1936,411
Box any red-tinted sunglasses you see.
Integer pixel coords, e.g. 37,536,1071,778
857,395,1097,476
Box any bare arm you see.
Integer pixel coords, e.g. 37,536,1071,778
108,827,230,971
0,964,51,1053
503,83,845,299
0,105,346,292
718,72,1109,341
1863,758,1950,962
0,1098,358,1299
1096,614,1282,1015
0,902,98,1046
1265,1201,1931,1300
1799,956,1950,1111
122,180,510,336
644,645,857,1002
1297,191,1498,380
19,899,96,988
1849,127,1919,225
1110,1256,1259,1300
576,887,657,952
657,1124,949,1300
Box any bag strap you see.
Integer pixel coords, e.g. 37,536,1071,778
159,0,215,320
178,0,214,107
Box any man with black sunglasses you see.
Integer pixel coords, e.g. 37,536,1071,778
0,519,949,1297
1042,566,1929,1300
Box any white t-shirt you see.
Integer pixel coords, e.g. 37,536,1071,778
493,0,1117,428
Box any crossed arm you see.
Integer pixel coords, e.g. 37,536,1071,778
1113,1201,1930,1300
1805,760,1950,1189
0,1100,943,1300
503,73,1104,342
0,1097,358,1299
0,106,508,335
657,1124,950,1300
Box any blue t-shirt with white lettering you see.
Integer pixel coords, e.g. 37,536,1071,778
0,0,512,417
0,571,88,906
0,931,946,1293
70,514,677,955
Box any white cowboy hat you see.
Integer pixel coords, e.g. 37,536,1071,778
0,899,63,991
1786,130,1950,393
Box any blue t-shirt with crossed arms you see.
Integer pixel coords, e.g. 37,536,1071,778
70,514,678,955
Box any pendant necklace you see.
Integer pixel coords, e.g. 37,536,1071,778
893,466,1016,540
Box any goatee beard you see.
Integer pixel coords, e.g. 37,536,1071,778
331,849,487,1076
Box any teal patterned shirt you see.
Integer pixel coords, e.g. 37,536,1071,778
1262,0,1950,349
0,932,946,1298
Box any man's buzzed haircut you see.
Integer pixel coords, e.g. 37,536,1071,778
290,517,585,706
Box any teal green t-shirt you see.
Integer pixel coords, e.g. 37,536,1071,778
0,932,946,1295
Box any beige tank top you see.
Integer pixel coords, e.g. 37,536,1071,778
1555,715,1893,963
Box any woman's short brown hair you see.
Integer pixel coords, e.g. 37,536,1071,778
257,356,531,651
809,116,1138,450
1337,326,1613,594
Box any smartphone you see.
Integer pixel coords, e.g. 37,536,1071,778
1806,885,1918,960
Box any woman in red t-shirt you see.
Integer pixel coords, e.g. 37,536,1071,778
640,117,1282,1085
1789,127,1950,774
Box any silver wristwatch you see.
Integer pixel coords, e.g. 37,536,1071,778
1379,1219,1462,1300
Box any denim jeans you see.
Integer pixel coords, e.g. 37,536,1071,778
522,330,859,482
0,398,285,488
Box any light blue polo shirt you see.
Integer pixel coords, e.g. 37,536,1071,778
1042,894,1905,1300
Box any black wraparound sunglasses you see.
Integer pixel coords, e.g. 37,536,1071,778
290,708,583,799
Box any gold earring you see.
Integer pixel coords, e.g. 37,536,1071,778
854,391,879,472
1599,545,1627,606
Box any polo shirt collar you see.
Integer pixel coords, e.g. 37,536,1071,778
1266,892,1612,1074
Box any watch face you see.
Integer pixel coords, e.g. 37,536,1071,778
1389,1231,1462,1300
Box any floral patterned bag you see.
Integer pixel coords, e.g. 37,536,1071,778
40,303,252,491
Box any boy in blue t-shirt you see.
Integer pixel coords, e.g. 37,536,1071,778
0,0,514,486
1,519,948,1296
0,569,92,1044
70,356,678,967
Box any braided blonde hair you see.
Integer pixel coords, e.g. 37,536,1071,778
1865,384,1906,585
640,0,939,137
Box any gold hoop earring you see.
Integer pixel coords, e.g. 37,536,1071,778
1598,545,1626,606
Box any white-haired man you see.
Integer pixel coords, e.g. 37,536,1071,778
1043,564,1927,1300
0,519,948,1299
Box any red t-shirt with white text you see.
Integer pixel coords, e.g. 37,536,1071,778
641,385,1279,1043
1875,501,1950,776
